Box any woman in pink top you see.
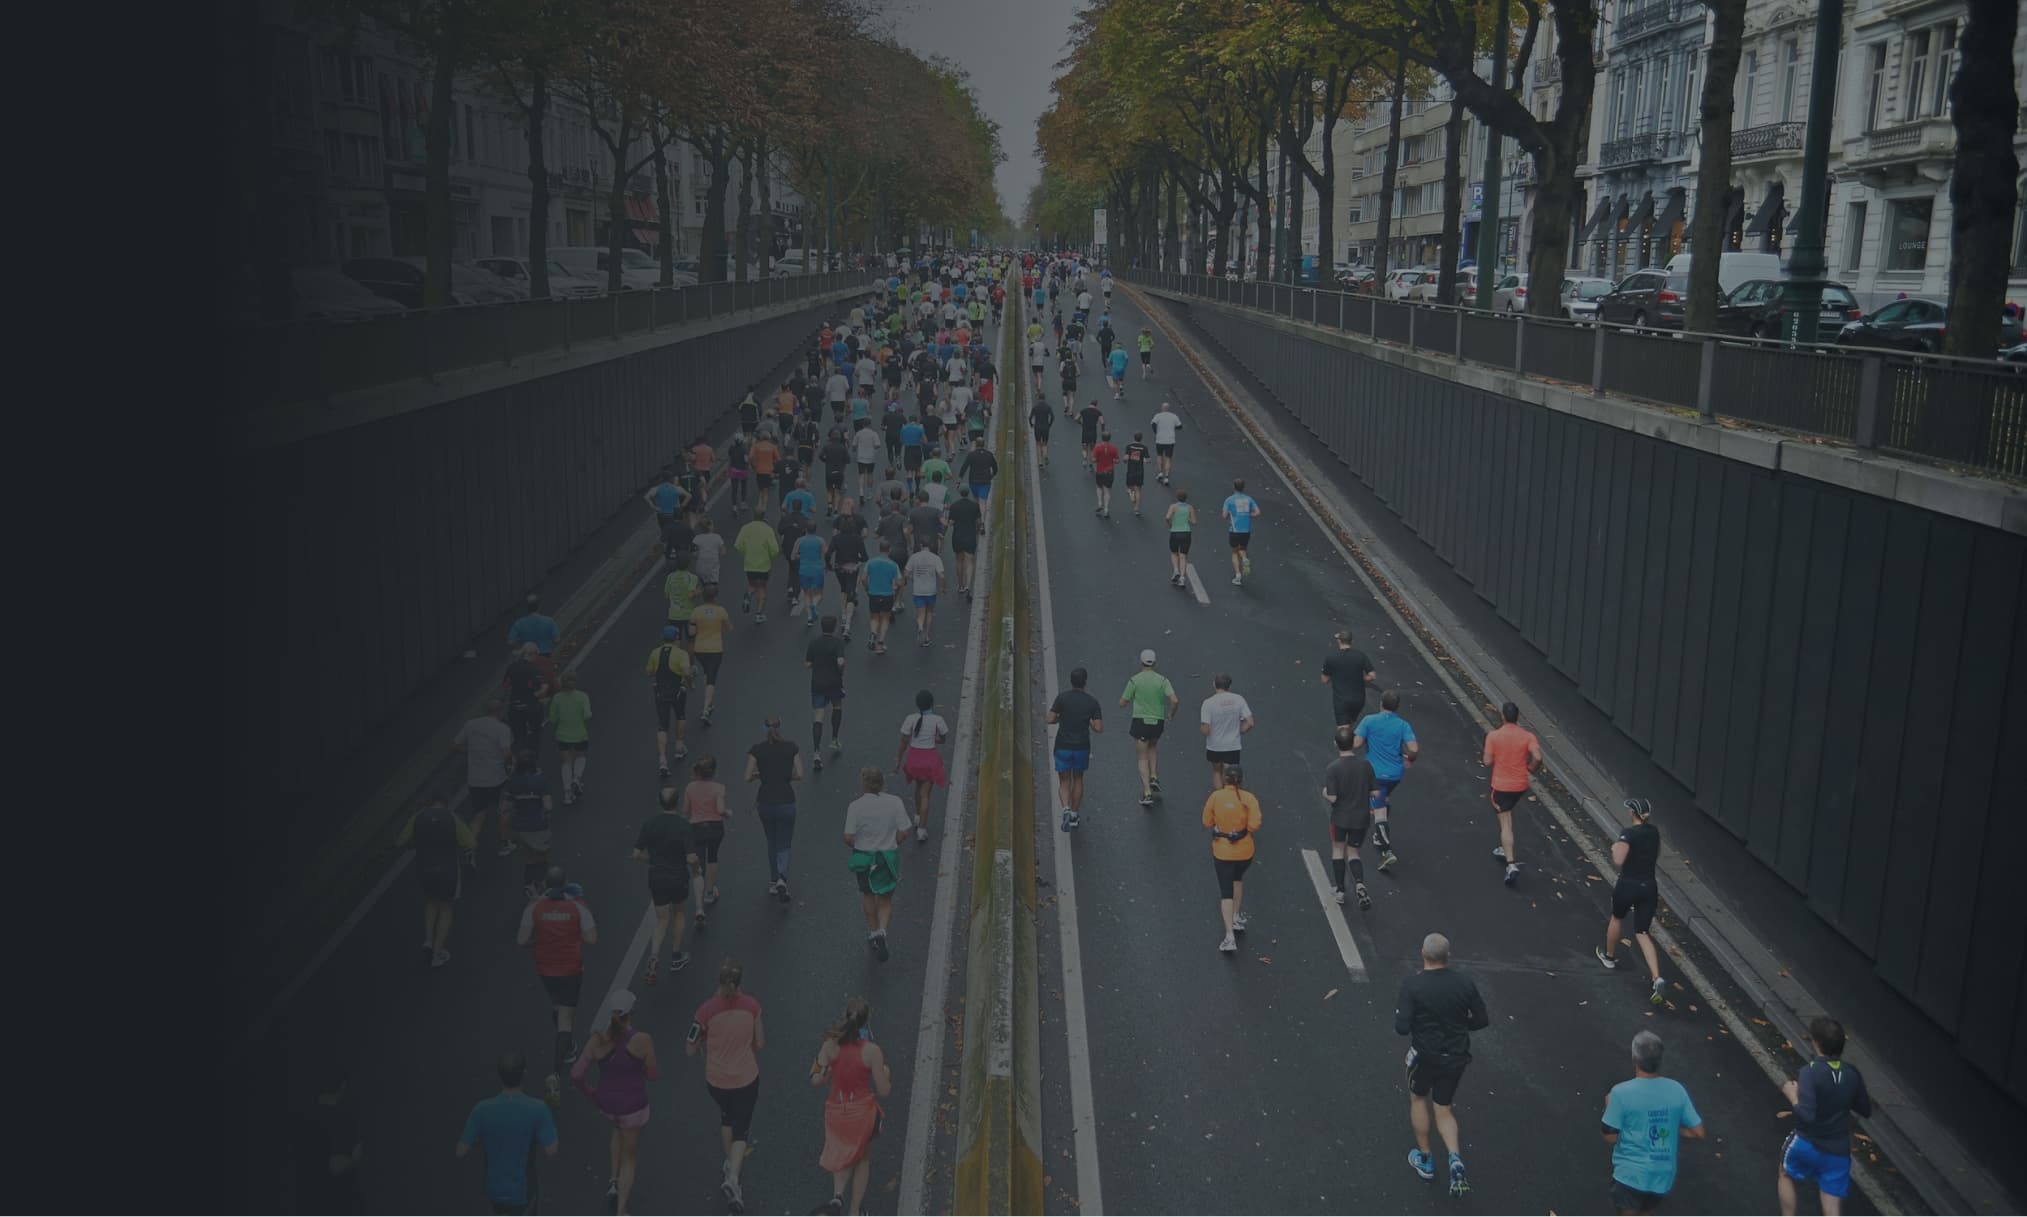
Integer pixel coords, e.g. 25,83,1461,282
682,756,731,926
810,996,892,1215
570,990,657,1214
689,958,764,1210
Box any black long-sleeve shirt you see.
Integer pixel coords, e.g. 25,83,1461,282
1394,968,1489,1064
1794,1056,1873,1155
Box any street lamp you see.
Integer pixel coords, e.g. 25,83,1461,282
1779,0,1843,345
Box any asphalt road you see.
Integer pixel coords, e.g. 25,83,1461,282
1023,282,1875,1216
232,310,1005,1216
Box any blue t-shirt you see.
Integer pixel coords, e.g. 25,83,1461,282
939,342,957,362
795,533,826,574
1108,348,1130,376
850,395,871,422
651,483,681,514
865,556,901,597
901,423,926,448
1222,493,1259,534
1353,711,1417,781
954,283,969,301
783,489,816,517
1033,289,1047,308
460,1091,558,1206
507,613,559,656
1603,1075,1702,1195
831,340,851,366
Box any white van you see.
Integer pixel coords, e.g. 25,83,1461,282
1664,252,1782,298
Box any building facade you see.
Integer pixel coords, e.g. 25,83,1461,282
1332,89,1526,275
1577,0,1709,279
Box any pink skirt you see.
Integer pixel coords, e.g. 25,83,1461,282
902,747,947,788
601,1104,650,1131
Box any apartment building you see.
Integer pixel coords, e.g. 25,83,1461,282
1332,90,1525,273
1575,0,1708,279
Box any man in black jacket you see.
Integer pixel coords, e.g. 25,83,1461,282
1395,932,1489,1197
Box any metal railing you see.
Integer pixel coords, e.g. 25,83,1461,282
1599,129,1688,168
1123,269,2027,480
231,269,867,412
1732,121,1806,159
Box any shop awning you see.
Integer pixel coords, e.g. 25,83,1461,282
631,225,659,245
1579,195,1614,242
1744,181,1785,236
1630,191,1657,229
625,194,658,224
1657,186,1687,229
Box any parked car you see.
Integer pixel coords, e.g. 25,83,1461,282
1335,266,1375,291
1559,276,1616,322
2003,342,2027,364
343,257,521,308
1834,298,2026,355
1715,278,1860,339
1663,251,1784,298
1493,273,1530,313
550,245,684,290
288,266,408,320
1408,266,1480,303
1385,269,1428,300
1596,268,1690,329
475,256,603,298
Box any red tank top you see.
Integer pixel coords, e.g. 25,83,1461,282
828,1037,874,1102
530,897,586,976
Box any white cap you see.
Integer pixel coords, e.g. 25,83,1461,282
609,989,638,1016
1139,649,1157,665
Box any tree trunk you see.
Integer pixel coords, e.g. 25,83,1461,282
1374,57,1408,285
757,134,775,277
1685,0,1748,332
735,140,755,282
1942,0,2021,356
699,130,732,284
1214,178,1238,276
653,132,674,286
523,70,550,298
1254,124,1273,281
1438,100,1466,304
1165,167,1182,271
424,40,459,308
1317,111,1337,273
602,113,635,293
1522,121,1590,316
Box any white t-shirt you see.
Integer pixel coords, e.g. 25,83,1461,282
1200,692,1254,753
900,710,949,750
852,428,882,464
1077,291,1093,310
826,373,851,403
856,356,878,386
843,792,913,850
1150,411,1182,445
949,384,972,414
455,716,515,787
905,548,945,595
946,355,970,384
1028,340,1049,366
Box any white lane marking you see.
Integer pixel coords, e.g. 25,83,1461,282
585,905,659,1030
898,327,1007,1217
1184,561,1210,605
1300,849,1369,982
1026,311,1106,1215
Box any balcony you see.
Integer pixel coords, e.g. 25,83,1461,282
1731,121,1805,161
1599,130,1688,168
1845,117,1954,168
1616,0,1681,40
1532,56,1561,86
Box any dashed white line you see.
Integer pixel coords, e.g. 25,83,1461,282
1300,849,1370,982
1184,562,1211,605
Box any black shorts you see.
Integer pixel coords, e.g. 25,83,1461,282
756,473,776,491
1332,699,1365,728
1205,749,1241,765
745,570,770,588
952,534,977,555
826,470,846,488
1228,532,1251,550
834,568,861,599
1612,878,1659,934
708,1080,761,1142
540,972,584,1009
1168,533,1193,554
1491,788,1525,813
1129,719,1165,742
1330,816,1370,846
655,694,687,730
1032,425,1052,442
858,461,875,475
1095,470,1115,487
696,651,724,685
1139,350,1151,365
1611,1179,1669,1214
648,864,690,908
854,867,879,895
692,821,726,864
555,737,587,753
1213,856,1252,899
419,864,460,902
1080,431,1099,446
1156,443,1175,458
1406,1054,1468,1106
1125,466,1145,487
869,593,895,614
904,447,924,471
468,784,504,817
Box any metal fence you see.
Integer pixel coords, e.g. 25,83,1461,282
232,269,866,412
1124,270,2027,480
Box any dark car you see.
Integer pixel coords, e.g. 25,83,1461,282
343,257,521,309
1596,269,1689,329
1716,278,1861,338
1834,298,2025,355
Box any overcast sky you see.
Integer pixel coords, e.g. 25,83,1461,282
885,0,1086,221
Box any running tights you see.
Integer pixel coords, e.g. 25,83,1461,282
757,803,797,882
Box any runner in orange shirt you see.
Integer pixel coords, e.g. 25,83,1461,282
1202,766,1263,954
1482,701,1544,886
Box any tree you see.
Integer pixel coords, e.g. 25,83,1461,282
480,0,587,299
1942,0,2022,357
1683,0,1747,333
1437,97,1466,302
1373,56,1408,284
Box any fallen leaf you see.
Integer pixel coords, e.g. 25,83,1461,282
1324,988,1340,1001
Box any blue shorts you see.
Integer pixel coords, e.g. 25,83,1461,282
914,594,937,609
1053,749,1090,774
1780,1133,1852,1199
1372,777,1401,809
799,570,825,590
970,482,991,504
811,687,845,709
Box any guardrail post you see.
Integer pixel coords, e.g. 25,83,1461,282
1338,292,1346,330
1854,355,1885,448
1408,305,1418,351
1591,322,1607,393
561,297,572,352
420,310,437,384
649,288,659,333
1455,309,1467,363
1513,315,1526,373
610,293,622,342
1695,338,1717,419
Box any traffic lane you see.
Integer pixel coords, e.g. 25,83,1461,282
1038,285,1842,1214
237,488,970,1215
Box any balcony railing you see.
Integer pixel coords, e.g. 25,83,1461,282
1732,121,1805,160
1616,0,1680,40
1531,57,1561,86
1599,130,1686,168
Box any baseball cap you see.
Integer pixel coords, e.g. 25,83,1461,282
1139,649,1157,665
663,625,680,641
610,989,637,1016
1624,797,1654,819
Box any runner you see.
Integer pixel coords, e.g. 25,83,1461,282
1202,765,1263,953
1122,432,1150,515
1198,673,1256,791
690,959,765,1213
1164,489,1198,588
688,435,715,504
806,615,848,766
746,717,805,902
643,472,688,552
894,690,950,844
751,431,782,511
1085,429,1119,518
811,998,893,1216
1598,797,1670,1006
958,435,997,512
568,992,656,1215
1138,325,1155,378
861,540,902,655
1777,1016,1873,1217
733,505,781,623
1483,700,1545,886
545,670,591,805
689,583,731,728
1096,315,1116,362
1106,341,1130,400
1047,667,1104,832
829,510,868,641
1320,725,1382,908
1353,690,1418,872
1120,649,1179,806
1222,478,1261,586
725,433,751,508
631,785,699,983
456,1050,559,1216
1602,1030,1706,1215
664,551,703,652
682,757,731,928
1029,392,1056,470
503,642,553,757
503,750,555,898
945,486,983,597
851,422,883,501
452,699,515,861
899,414,926,494
399,794,473,967
793,517,828,627
1077,399,1105,469
1149,401,1182,485
693,512,726,597
1059,348,1080,415
1396,931,1488,1196
903,538,946,647
517,865,598,1105
508,593,560,658
844,766,913,961
1322,629,1378,726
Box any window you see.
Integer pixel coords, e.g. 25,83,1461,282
1612,71,1629,137
1885,196,1933,271
1843,201,1867,270
1740,50,1758,126
466,107,477,163
1630,63,1645,133
1779,40,1799,122
1681,52,1698,130
1864,43,1888,131
1925,21,1955,118
1903,25,1953,120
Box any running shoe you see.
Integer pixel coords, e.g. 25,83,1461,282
1380,849,1399,871
571,780,584,799
1504,863,1520,886
497,841,518,857
830,738,843,755
606,1177,619,1199
872,933,890,962
1492,845,1506,860
868,637,878,651
916,825,929,843
754,613,766,624
1149,777,1163,794
777,882,792,904
1138,791,1154,807
1231,575,1243,586
1407,1148,1435,1182
723,1172,745,1214
1332,886,1345,905
1218,933,1237,953
1232,912,1249,932
675,743,690,758
1242,555,1252,577
1062,809,1079,832
545,1074,563,1107
1448,1157,1471,1196
1356,883,1372,910
658,763,670,780
432,948,451,968
741,593,752,613
670,950,691,972
1595,945,1617,970
1651,977,1667,1006
699,711,712,728
694,910,709,929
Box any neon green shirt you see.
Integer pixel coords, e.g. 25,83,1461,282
546,690,592,744
1138,332,1155,353
1121,670,1176,724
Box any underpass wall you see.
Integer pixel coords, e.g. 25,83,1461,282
1174,299,2027,1102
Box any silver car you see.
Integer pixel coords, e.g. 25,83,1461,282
1559,276,1616,323
475,257,603,298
